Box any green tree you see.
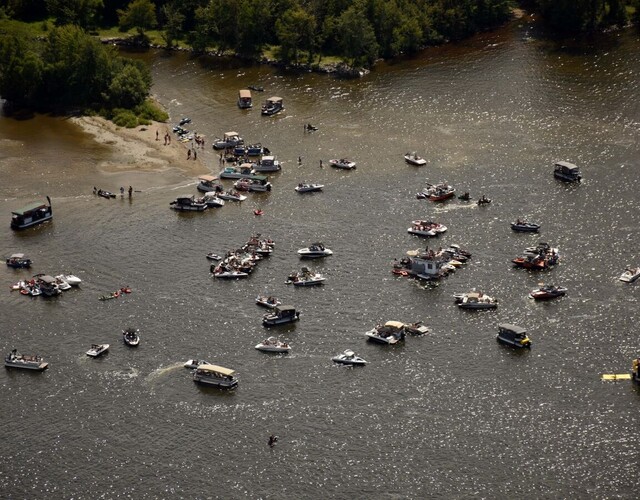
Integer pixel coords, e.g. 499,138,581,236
118,0,158,39
275,6,317,65
160,2,185,48
236,0,271,58
107,62,149,108
335,6,379,67
46,0,104,29
0,35,43,105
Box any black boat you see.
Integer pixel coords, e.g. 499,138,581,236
122,328,140,347
496,323,531,348
97,189,116,199
10,197,52,230
511,220,540,232
553,161,582,182
6,253,32,268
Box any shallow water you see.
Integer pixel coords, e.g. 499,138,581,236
1,18,639,499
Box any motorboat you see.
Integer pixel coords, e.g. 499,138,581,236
254,209,264,216
238,89,252,109
122,328,140,347
53,276,72,291
234,178,272,192
408,220,447,237
196,175,221,193
201,192,225,208
248,85,264,92
184,359,210,369
193,364,238,388
11,196,52,230
55,274,81,286
554,161,582,182
255,337,291,353
477,196,492,206
261,96,284,116
365,321,406,344
212,269,249,279
169,195,207,211
329,158,357,170
219,165,261,180
285,268,326,286
5,349,48,371
295,183,324,193
297,243,333,258
86,344,110,357
6,253,32,268
178,117,191,126
418,183,455,201
457,291,498,310
407,225,436,237
529,284,567,300
252,156,281,172
212,131,244,150
496,323,531,348
619,267,640,283
512,255,547,270
511,220,540,232
217,190,247,202
263,305,300,326
332,349,367,366
246,144,266,156
206,253,221,261
404,322,430,335
34,274,61,297
256,295,281,308
404,152,427,166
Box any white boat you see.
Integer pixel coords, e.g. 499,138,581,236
365,321,406,344
184,359,210,369
407,225,436,237
170,195,207,211
256,295,281,308
404,322,430,335
457,292,498,310
329,158,357,170
193,364,238,388
295,183,324,193
53,276,72,290
255,337,291,353
56,274,81,286
201,192,225,208
86,344,109,357
286,268,326,286
122,328,140,347
5,349,48,371
234,178,272,192
217,190,247,202
332,349,367,366
297,243,333,258
619,267,640,283
411,220,447,234
213,270,249,279
404,152,427,166
253,155,281,172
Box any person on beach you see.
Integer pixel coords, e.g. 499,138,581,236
93,187,97,195
193,149,197,160
164,133,168,145
156,130,159,141
187,149,191,160
298,156,302,165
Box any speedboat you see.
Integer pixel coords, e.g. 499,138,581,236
184,359,210,369
256,295,281,308
206,253,221,261
217,190,247,202
529,285,567,300
329,158,357,170
122,328,140,347
295,183,324,193
512,255,547,270
297,243,333,258
213,269,249,279
404,152,427,166
263,305,300,326
365,321,406,345
5,349,48,371
86,344,109,357
234,178,272,192
404,322,430,335
286,268,326,286
201,192,225,208
457,291,498,310
408,220,447,237
411,221,447,234
332,349,367,366
619,267,640,283
407,225,436,237
511,220,540,232
554,161,582,182
193,364,238,388
418,183,455,201
97,190,116,199
6,253,32,268
53,276,72,291
496,323,531,348
56,274,81,286
255,337,291,353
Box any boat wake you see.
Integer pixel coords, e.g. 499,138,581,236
145,363,183,383
102,367,140,380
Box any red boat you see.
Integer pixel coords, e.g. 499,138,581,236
529,285,567,300
424,184,456,202
512,256,547,270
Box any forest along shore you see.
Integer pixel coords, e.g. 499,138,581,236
71,115,209,190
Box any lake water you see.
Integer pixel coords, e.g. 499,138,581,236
1,17,639,499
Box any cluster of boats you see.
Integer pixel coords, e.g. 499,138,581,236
392,244,472,280
512,242,559,270
365,320,430,345
211,234,274,279
11,273,81,297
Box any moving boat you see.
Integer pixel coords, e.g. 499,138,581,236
511,220,540,232
256,295,281,308
295,183,324,193
196,175,221,193
554,161,582,182
86,344,110,357
297,243,333,259
234,177,272,192
496,323,531,348
408,220,447,237
332,349,367,366
238,89,252,109
255,337,291,353
213,131,244,150
329,158,357,170
10,196,52,230
252,156,281,172
417,183,455,201
529,284,567,300
206,253,221,261
169,195,207,211
184,359,210,369
261,96,284,116
122,328,140,347
457,291,498,310
404,322,430,335
217,190,247,202
404,152,427,166
286,268,326,286
263,305,300,326
619,267,640,283
193,364,238,388
212,269,249,279
5,349,48,371
365,321,406,344
6,253,32,268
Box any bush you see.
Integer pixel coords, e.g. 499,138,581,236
112,108,139,128
134,100,169,122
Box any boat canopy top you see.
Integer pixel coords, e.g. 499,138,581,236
384,321,405,329
224,131,240,139
267,97,283,104
261,155,275,162
12,201,48,216
199,175,218,183
38,275,56,284
555,161,579,171
239,163,255,169
239,89,251,98
9,253,25,259
196,364,236,376
498,323,527,335
276,305,296,313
